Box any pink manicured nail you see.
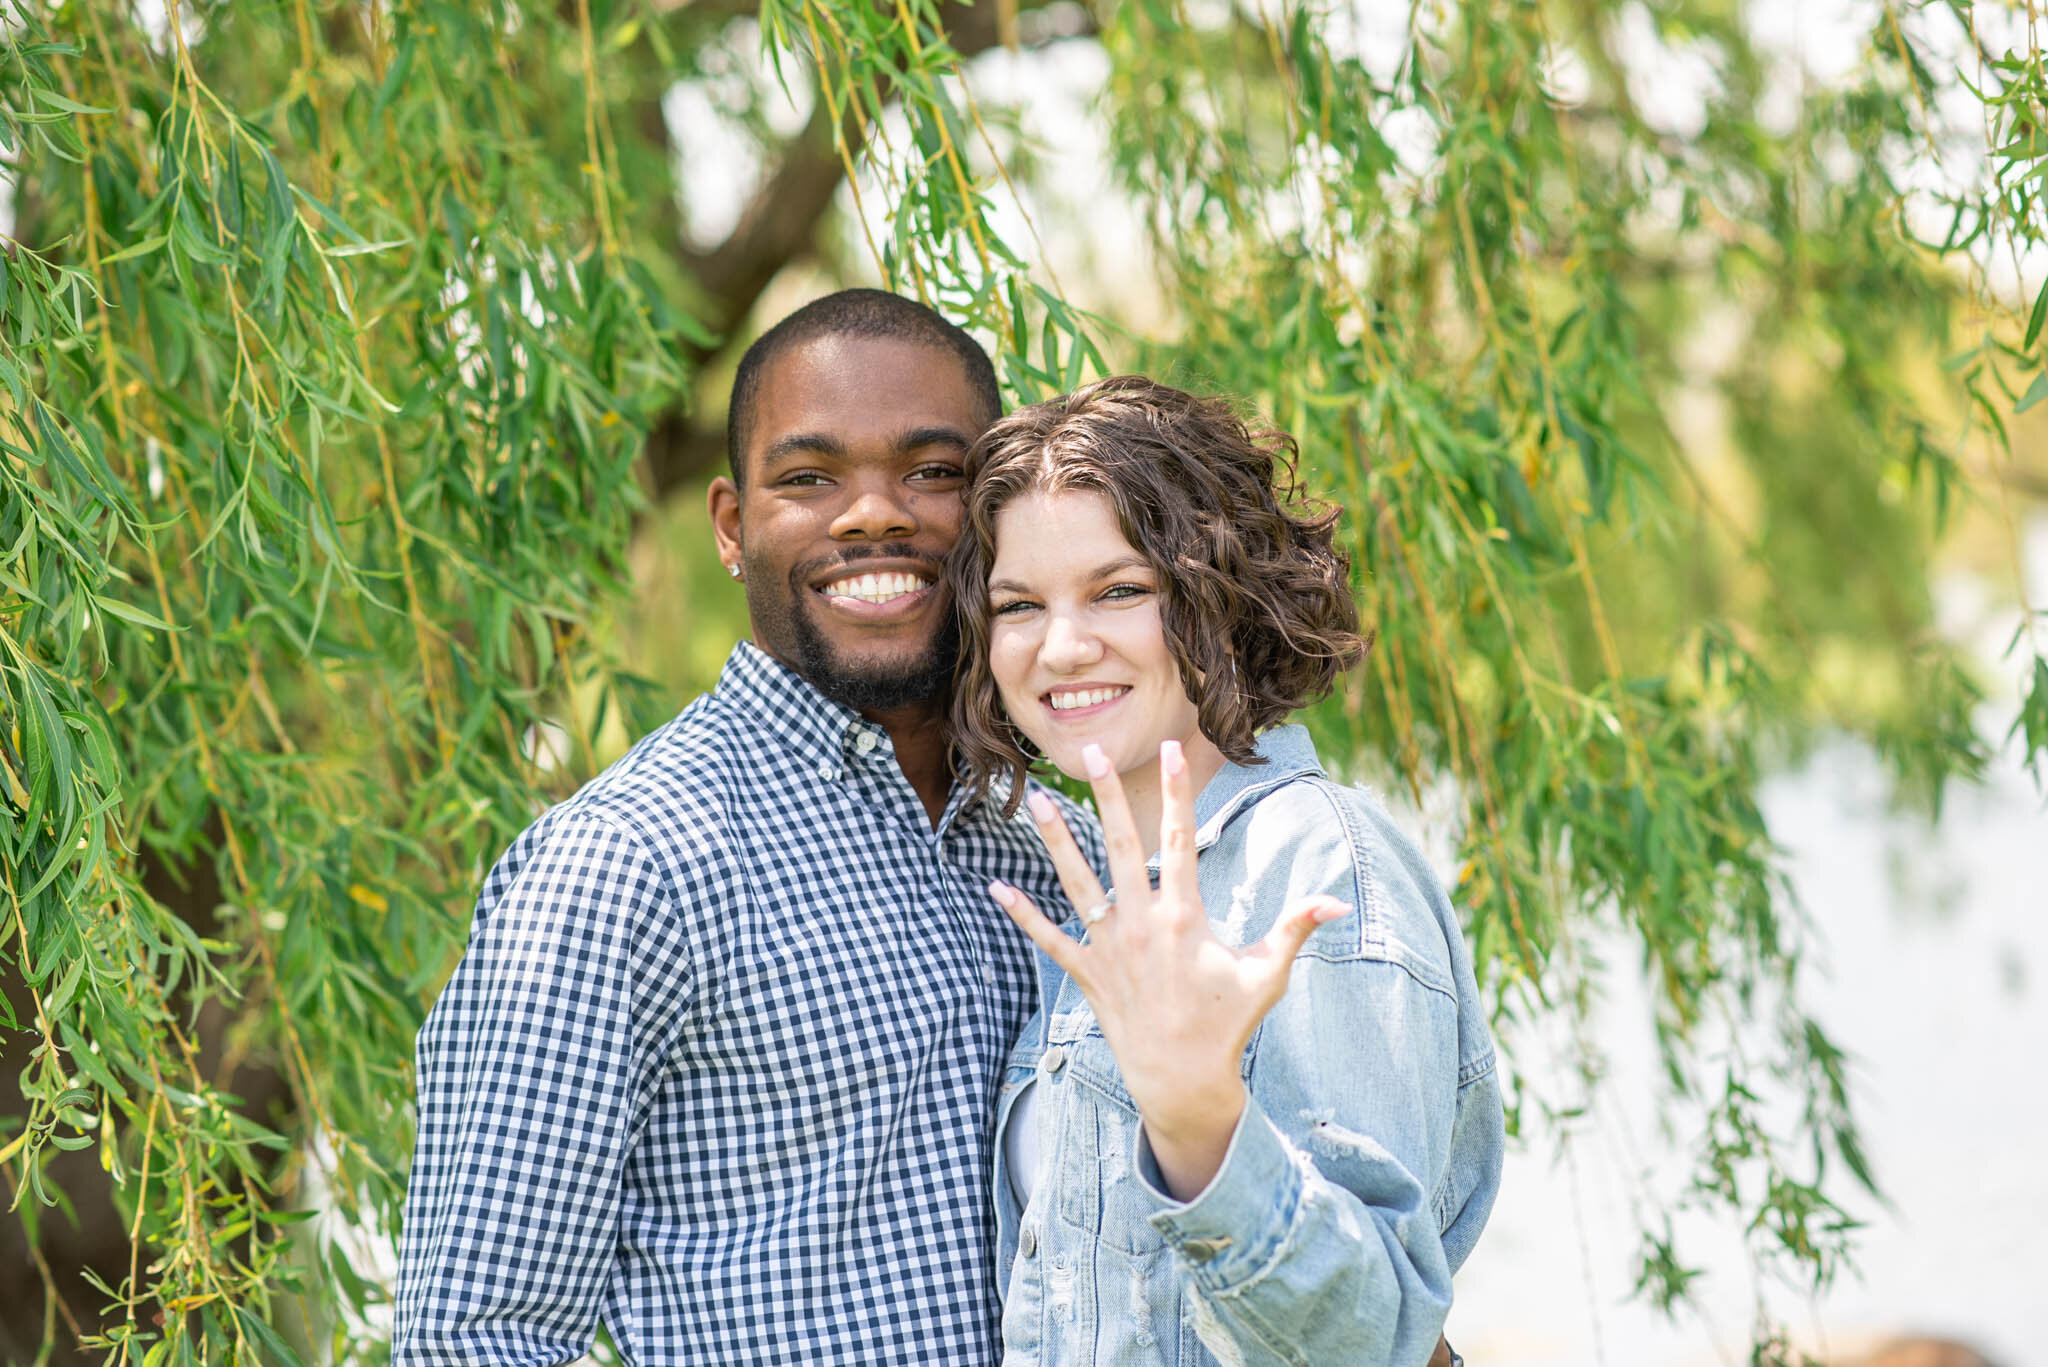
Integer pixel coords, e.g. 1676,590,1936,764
1081,744,1110,779
989,880,1016,907
1160,739,1184,776
1026,790,1056,823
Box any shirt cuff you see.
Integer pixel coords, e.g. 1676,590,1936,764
1136,1094,1304,1288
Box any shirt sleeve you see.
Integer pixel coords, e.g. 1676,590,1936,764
393,810,696,1367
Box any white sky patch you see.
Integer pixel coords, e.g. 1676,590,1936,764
127,0,203,56
522,720,572,775
662,22,813,253
1317,0,1420,88
1541,41,1594,108
1610,2,1724,141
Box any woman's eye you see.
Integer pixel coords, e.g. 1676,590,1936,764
991,599,1038,616
1100,583,1152,602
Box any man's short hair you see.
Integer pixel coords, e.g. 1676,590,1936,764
725,289,1002,489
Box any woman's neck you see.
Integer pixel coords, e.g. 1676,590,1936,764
1121,732,1231,858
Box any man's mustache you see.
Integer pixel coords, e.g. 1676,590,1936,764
788,543,946,586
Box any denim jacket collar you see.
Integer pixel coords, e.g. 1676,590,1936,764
1147,723,1325,873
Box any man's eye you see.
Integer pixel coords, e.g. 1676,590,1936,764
780,472,829,487
910,464,964,482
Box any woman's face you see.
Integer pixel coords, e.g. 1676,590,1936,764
985,489,1206,782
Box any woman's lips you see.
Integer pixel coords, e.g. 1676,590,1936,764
1040,685,1131,721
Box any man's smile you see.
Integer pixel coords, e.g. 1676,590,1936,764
808,560,940,623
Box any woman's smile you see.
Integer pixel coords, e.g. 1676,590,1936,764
1042,683,1132,717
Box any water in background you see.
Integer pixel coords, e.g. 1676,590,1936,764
1451,521,2048,1367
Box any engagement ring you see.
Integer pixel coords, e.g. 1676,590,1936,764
1079,889,1117,924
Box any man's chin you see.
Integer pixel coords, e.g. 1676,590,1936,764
790,614,958,716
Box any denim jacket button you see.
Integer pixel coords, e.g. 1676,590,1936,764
1181,1235,1232,1263
1019,1226,1038,1258
1042,1046,1067,1074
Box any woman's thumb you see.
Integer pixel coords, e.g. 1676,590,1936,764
1259,896,1352,970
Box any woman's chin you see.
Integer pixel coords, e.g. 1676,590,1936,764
1032,742,1092,784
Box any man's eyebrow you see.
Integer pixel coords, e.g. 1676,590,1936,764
759,432,847,464
987,556,1154,598
896,425,973,456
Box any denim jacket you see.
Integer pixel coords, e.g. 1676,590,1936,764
993,725,1504,1367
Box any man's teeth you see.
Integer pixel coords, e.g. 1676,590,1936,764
825,571,930,603
1048,687,1128,712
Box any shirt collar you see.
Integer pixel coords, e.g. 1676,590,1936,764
715,641,875,783
1150,723,1325,868
715,642,1003,827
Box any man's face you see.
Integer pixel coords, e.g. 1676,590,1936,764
709,334,987,715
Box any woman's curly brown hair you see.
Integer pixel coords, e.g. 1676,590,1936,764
949,374,1368,814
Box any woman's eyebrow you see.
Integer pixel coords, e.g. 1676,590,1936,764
986,556,1152,597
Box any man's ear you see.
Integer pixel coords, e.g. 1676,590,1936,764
708,477,742,573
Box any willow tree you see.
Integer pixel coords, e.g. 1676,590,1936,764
2,0,2044,1362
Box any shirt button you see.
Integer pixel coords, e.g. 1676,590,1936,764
1181,1235,1232,1263
854,729,877,753
1019,1226,1038,1258
816,762,835,780
1042,1046,1067,1075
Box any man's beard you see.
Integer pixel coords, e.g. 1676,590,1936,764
788,602,960,714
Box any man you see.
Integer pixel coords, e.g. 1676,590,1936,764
393,290,1096,1366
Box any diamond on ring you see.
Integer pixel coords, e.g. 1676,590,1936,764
1079,888,1117,924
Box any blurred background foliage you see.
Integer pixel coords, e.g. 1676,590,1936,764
2,0,2044,1362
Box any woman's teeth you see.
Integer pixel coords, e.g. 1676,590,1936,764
1048,687,1129,711
825,572,929,603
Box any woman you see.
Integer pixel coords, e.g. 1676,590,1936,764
948,376,1504,1367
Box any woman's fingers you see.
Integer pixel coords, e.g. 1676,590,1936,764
1080,744,1150,904
1024,788,1109,919
989,881,1088,981
1154,740,1199,917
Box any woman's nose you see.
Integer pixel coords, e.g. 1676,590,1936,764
1039,611,1102,670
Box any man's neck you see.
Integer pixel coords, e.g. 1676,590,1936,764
865,700,954,828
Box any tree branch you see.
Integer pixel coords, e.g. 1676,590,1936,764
640,0,1093,501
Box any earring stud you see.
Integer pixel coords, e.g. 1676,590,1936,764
727,563,742,581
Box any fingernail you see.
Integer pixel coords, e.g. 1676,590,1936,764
1081,744,1110,779
1314,902,1353,923
1160,739,1184,776
989,880,1016,908
1026,790,1056,823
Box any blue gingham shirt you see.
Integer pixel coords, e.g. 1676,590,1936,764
394,642,1096,1367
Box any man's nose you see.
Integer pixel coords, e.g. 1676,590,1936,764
1039,609,1102,671
830,479,917,541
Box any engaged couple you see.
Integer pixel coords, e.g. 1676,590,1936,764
391,290,1504,1367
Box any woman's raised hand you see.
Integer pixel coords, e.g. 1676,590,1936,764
990,739,1350,1201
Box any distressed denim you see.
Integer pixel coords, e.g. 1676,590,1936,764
993,725,1504,1367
